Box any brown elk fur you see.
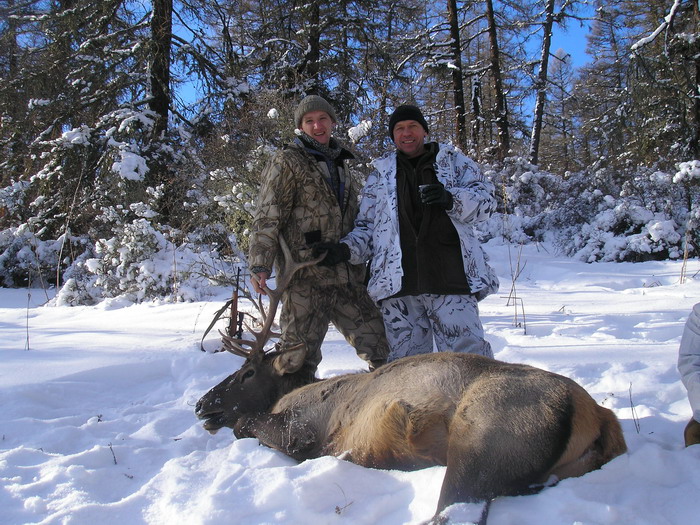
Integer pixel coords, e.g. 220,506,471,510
196,350,627,519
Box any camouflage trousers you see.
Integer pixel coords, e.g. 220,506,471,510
280,281,390,371
378,293,493,362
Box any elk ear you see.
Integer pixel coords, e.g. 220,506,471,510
272,343,307,375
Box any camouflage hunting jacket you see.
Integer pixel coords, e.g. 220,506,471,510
679,302,700,422
342,143,500,303
248,139,367,287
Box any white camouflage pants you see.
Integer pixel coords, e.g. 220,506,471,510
379,293,493,362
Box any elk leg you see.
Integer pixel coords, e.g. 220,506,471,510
235,411,318,461
436,387,571,513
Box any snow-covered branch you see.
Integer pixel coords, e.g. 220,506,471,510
630,0,683,54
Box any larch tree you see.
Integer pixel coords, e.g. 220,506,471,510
573,1,632,170
528,0,581,166
485,0,510,159
538,48,577,172
528,0,556,166
447,0,469,150
628,0,700,163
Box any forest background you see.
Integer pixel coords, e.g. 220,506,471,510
1,0,699,305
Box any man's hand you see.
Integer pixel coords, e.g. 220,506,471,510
251,271,270,295
419,183,453,209
311,242,351,266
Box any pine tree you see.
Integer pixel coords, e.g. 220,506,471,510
0,1,192,287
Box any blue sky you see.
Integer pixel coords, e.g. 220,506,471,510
550,11,594,69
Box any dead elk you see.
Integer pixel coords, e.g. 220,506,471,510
194,239,627,520
196,351,626,518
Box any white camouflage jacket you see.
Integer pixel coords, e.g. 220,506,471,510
679,302,700,422
341,143,499,303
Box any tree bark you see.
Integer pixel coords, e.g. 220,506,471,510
471,76,481,150
529,0,556,166
484,0,509,159
150,0,173,138
691,0,700,157
6,0,18,78
447,0,467,150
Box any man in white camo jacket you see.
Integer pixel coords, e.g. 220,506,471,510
314,104,498,362
679,302,700,446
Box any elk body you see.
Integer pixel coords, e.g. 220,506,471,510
195,237,627,519
196,349,627,518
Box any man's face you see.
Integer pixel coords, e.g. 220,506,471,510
392,120,427,158
300,110,335,145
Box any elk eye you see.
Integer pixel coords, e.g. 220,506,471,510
241,369,255,382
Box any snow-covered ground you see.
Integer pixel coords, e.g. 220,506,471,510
1,240,699,525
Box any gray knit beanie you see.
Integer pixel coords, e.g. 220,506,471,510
294,95,338,128
388,104,429,138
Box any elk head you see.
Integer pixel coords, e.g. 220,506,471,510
194,345,316,434
195,236,323,434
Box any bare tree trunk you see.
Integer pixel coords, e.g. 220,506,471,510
150,0,172,138
447,0,467,150
148,0,174,223
471,76,481,151
484,0,509,159
691,0,700,157
529,0,555,166
6,0,18,78
691,54,700,158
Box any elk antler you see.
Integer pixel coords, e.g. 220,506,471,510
220,235,325,359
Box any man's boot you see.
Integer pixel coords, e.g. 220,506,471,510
684,418,700,447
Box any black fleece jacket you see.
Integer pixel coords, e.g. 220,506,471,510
393,142,471,297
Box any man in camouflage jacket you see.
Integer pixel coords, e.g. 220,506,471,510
248,95,389,373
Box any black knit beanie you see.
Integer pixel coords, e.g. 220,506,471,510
388,105,429,138
294,95,338,128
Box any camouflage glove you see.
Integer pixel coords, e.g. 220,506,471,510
419,183,453,210
312,242,351,266
685,418,700,447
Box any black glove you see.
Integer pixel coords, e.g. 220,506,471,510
419,183,453,209
311,242,351,266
